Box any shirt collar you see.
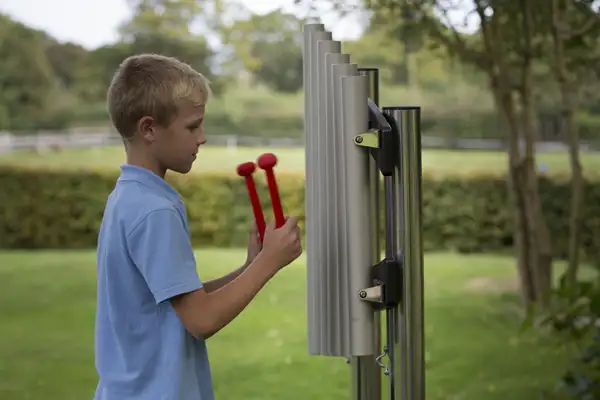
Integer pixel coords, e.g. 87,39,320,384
117,164,182,204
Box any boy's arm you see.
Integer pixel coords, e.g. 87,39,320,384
202,223,262,293
127,208,279,340
170,252,277,339
201,263,249,293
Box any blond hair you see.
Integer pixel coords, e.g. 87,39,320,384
107,53,212,140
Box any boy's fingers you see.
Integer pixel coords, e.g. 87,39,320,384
284,216,299,228
249,221,258,233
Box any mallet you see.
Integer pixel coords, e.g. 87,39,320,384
257,153,286,228
236,161,266,241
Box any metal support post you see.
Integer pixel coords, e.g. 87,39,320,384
383,107,425,400
354,104,425,400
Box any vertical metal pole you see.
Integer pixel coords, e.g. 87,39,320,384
341,74,379,400
332,61,357,357
350,357,379,400
302,23,323,355
342,75,374,357
358,67,382,400
383,107,425,400
327,52,349,357
383,163,398,400
304,26,331,356
317,38,341,354
358,68,380,110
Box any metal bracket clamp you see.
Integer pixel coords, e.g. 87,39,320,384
354,132,378,148
358,257,403,310
352,97,398,177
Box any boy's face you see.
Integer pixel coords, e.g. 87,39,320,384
148,100,207,175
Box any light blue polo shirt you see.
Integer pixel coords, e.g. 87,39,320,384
94,164,214,400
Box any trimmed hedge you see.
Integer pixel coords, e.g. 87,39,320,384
1,166,599,263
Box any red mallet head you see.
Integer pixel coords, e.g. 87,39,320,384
236,161,256,177
257,153,278,170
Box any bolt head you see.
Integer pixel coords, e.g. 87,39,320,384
359,290,367,298
355,136,363,144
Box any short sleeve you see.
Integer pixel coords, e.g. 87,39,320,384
127,208,203,304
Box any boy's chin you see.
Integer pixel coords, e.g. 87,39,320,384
169,162,194,175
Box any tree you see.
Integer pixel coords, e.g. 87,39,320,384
549,0,600,286
43,41,88,89
71,44,133,103
71,0,218,103
0,14,57,130
120,0,205,40
223,9,307,93
117,0,220,90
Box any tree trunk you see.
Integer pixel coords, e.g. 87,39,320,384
520,88,554,308
551,0,585,286
494,88,537,305
565,109,584,286
519,0,554,310
478,1,540,306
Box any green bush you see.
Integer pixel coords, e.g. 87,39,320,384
576,111,600,143
1,166,599,264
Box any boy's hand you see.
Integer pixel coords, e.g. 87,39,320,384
245,222,262,267
261,216,302,271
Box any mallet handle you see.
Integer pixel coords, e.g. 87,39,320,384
264,169,285,228
245,175,266,241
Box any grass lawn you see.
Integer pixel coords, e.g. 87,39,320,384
0,249,573,399
1,145,599,176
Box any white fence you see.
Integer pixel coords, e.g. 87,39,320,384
0,130,596,154
0,131,306,154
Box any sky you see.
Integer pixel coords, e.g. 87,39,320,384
0,0,366,49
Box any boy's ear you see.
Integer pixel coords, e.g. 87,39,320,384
138,116,156,142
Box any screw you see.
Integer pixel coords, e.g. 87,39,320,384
355,136,363,144
359,290,367,298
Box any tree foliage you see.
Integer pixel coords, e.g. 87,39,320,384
222,9,307,93
3,0,600,143
0,14,58,130
0,2,318,131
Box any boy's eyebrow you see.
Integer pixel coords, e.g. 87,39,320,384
186,117,204,127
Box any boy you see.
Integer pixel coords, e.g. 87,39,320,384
94,54,302,400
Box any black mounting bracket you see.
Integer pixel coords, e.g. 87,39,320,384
353,98,399,177
354,96,403,310
358,257,403,310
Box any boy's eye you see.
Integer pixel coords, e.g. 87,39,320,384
187,120,203,131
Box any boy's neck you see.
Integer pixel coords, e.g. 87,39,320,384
125,150,167,179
